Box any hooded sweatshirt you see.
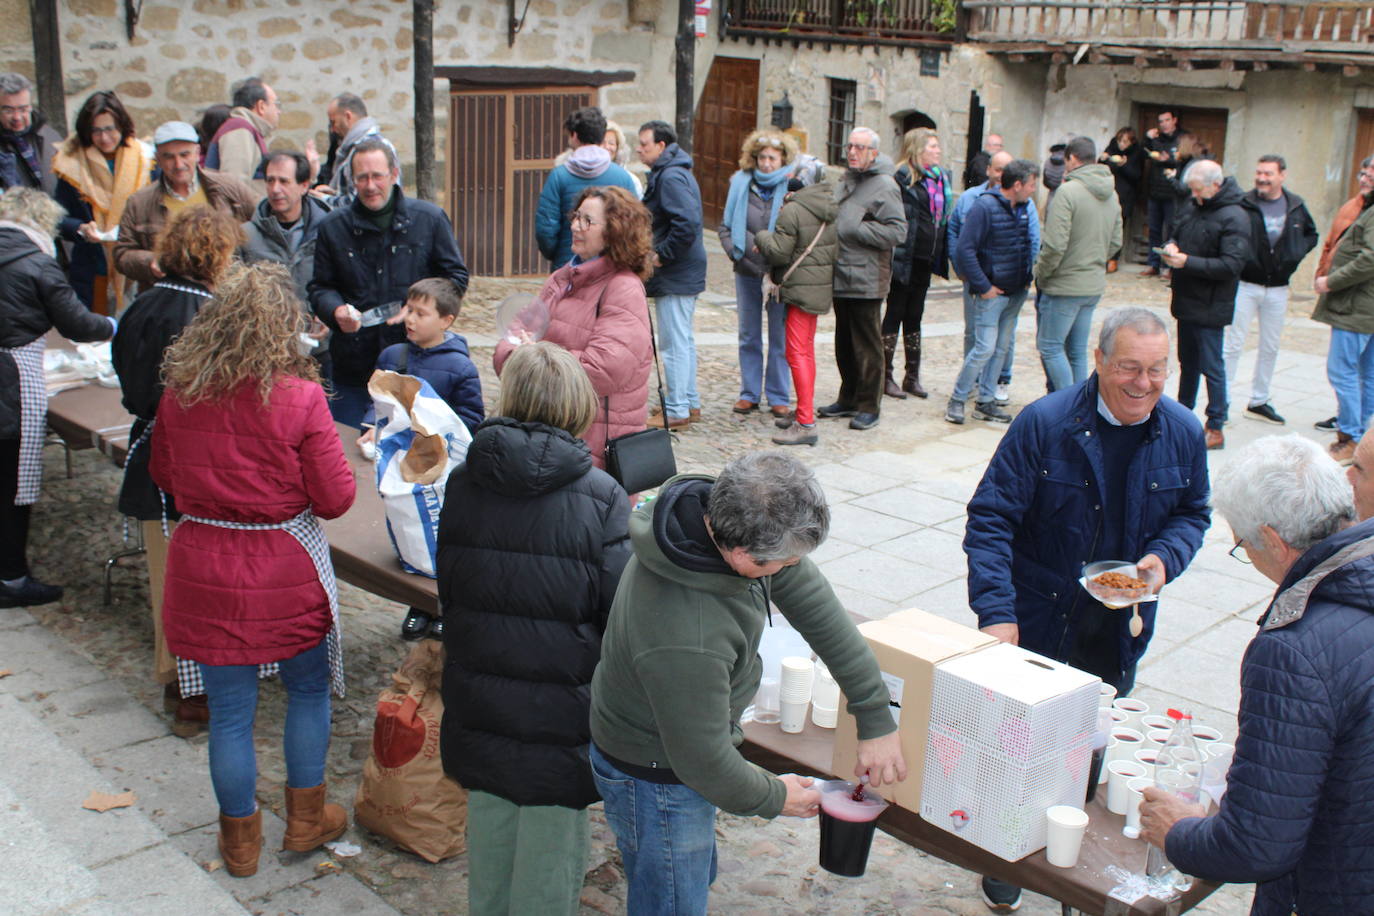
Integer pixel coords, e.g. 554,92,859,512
589,475,895,818
1034,163,1123,297
534,146,639,269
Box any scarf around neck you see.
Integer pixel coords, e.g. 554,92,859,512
723,166,790,258
921,165,948,227
51,136,150,230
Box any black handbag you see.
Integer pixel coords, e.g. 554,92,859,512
601,286,677,493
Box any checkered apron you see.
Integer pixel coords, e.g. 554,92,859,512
174,509,345,699
2,337,48,505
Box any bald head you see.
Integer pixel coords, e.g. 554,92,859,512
987,150,1014,186
1349,428,1374,521
985,134,1004,154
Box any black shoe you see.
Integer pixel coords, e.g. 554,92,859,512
401,608,433,641
0,576,63,608
1315,415,1338,431
426,616,445,640
980,876,1023,912
817,402,858,419
1245,402,1285,425
848,412,879,431
972,401,1012,424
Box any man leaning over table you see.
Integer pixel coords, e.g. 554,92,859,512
964,307,1210,912
589,450,905,916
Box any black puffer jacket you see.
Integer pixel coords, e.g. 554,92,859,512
438,417,630,809
1239,188,1319,288
0,228,113,439
1167,176,1251,327
891,164,950,283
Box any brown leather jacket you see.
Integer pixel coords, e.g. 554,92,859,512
113,168,258,287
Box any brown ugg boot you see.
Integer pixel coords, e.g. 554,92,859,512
281,784,348,852
218,809,263,877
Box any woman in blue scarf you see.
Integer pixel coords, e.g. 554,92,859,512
884,128,950,400
717,130,798,420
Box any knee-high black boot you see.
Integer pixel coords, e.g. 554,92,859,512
901,333,928,398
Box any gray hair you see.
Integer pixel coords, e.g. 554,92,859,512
850,127,880,150
1212,435,1355,552
1183,158,1224,188
0,187,64,236
707,451,830,562
0,72,31,96
352,136,397,171
1362,154,1374,170
1099,307,1168,357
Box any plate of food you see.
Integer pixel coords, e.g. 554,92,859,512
1080,561,1158,609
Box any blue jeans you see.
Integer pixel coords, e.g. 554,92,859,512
963,285,1015,384
1327,328,1374,438
735,274,790,406
654,295,700,419
1176,320,1228,430
1147,197,1175,269
327,381,371,430
590,744,717,916
198,639,332,818
953,289,1027,403
1037,293,1100,391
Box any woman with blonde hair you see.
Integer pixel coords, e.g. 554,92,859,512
719,128,801,419
150,261,355,877
602,118,643,197
439,339,630,916
884,127,950,399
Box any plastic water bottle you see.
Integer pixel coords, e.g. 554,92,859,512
1145,708,1203,889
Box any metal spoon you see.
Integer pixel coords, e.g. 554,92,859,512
1128,603,1144,637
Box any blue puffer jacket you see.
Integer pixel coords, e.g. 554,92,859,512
1167,519,1374,916
954,189,1036,296
642,144,707,298
362,331,484,434
964,375,1210,681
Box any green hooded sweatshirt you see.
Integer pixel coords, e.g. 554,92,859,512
1034,162,1123,297
589,475,896,818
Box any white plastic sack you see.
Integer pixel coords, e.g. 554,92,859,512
369,369,471,577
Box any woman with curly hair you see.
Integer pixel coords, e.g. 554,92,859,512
111,204,244,733
50,90,151,313
718,129,800,420
150,261,355,877
494,185,654,470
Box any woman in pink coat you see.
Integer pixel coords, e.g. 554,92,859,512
495,185,654,468
150,263,356,878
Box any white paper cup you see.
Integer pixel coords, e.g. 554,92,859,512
1112,698,1150,731
1145,728,1171,749
1106,728,1144,766
1099,683,1118,708
751,677,781,725
1205,741,1235,761
1191,724,1224,745
1125,776,1152,832
812,664,841,709
1140,714,1172,733
779,656,814,703
810,703,838,729
1109,708,1128,727
1107,760,1147,814
779,698,809,733
1045,805,1090,868
1133,749,1161,779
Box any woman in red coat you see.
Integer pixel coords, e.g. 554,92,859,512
150,262,356,878
494,185,654,468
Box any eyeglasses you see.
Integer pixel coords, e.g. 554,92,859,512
1107,361,1169,381
90,125,120,136
1229,541,1252,565
569,211,600,228
0,105,31,117
845,143,876,151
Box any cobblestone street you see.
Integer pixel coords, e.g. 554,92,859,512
6,246,1326,914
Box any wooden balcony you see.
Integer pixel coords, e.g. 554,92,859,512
963,0,1374,70
723,0,960,47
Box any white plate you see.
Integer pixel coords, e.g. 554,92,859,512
1079,565,1160,610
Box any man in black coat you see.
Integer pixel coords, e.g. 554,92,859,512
0,73,61,195
1160,158,1250,450
309,138,469,427
1224,154,1319,427
1143,110,1182,276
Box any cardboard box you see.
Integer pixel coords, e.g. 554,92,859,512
831,608,998,812
920,642,1100,861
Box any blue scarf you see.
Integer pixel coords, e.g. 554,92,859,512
723,167,791,258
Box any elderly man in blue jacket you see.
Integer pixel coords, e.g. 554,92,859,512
1141,434,1374,916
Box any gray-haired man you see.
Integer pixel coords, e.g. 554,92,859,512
590,451,905,914
0,73,62,194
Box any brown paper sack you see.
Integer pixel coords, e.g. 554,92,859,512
367,370,450,485
354,641,468,861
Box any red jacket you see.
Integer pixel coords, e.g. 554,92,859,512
150,378,355,665
494,256,652,468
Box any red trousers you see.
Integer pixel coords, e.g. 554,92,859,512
785,306,818,425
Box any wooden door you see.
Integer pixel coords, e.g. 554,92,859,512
1351,108,1374,199
692,56,761,226
1136,103,1229,167
449,87,593,277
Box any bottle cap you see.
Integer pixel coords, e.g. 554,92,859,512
1167,708,1188,720
1123,826,1140,840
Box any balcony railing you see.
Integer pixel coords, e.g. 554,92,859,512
726,0,959,43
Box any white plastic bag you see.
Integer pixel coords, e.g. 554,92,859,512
369,369,471,577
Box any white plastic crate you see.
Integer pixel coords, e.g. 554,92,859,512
920,643,1100,861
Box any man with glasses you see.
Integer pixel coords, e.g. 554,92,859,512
964,307,1209,911
0,72,61,194
206,76,299,197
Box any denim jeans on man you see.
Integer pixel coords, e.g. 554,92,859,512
1147,196,1176,270
1327,328,1374,439
1176,320,1228,430
198,639,331,818
590,743,717,916
963,285,1015,385
734,275,790,407
654,295,701,420
1037,294,1101,391
1224,281,1288,408
953,289,1028,403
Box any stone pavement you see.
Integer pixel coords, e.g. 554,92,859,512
3,253,1331,914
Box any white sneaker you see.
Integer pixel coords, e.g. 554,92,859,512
994,383,1010,404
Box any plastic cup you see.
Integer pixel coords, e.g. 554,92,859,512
779,656,815,702
1109,708,1128,727
1106,727,1144,766
1192,724,1224,745
812,663,841,709
818,780,889,877
1099,683,1118,708
811,703,838,729
780,698,809,733
1134,749,1161,779
1045,805,1090,868
1107,760,1147,814
1205,741,1235,761
1140,714,1172,733
752,677,781,725
1112,698,1149,730
1125,776,1152,833
1201,745,1234,806
1145,728,1171,749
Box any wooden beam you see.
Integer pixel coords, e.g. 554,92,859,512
413,0,435,203
28,0,66,136
675,0,695,152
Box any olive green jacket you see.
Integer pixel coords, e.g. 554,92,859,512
753,181,838,315
1314,202,1374,334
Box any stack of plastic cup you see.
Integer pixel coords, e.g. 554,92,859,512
751,677,781,725
779,656,815,733
811,662,841,729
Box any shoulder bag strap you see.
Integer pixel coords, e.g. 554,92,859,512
595,276,669,437
779,221,829,286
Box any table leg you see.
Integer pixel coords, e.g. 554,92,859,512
103,522,146,606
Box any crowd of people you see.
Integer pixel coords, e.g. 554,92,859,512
5,64,1374,915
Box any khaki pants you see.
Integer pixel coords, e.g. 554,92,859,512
144,520,177,686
